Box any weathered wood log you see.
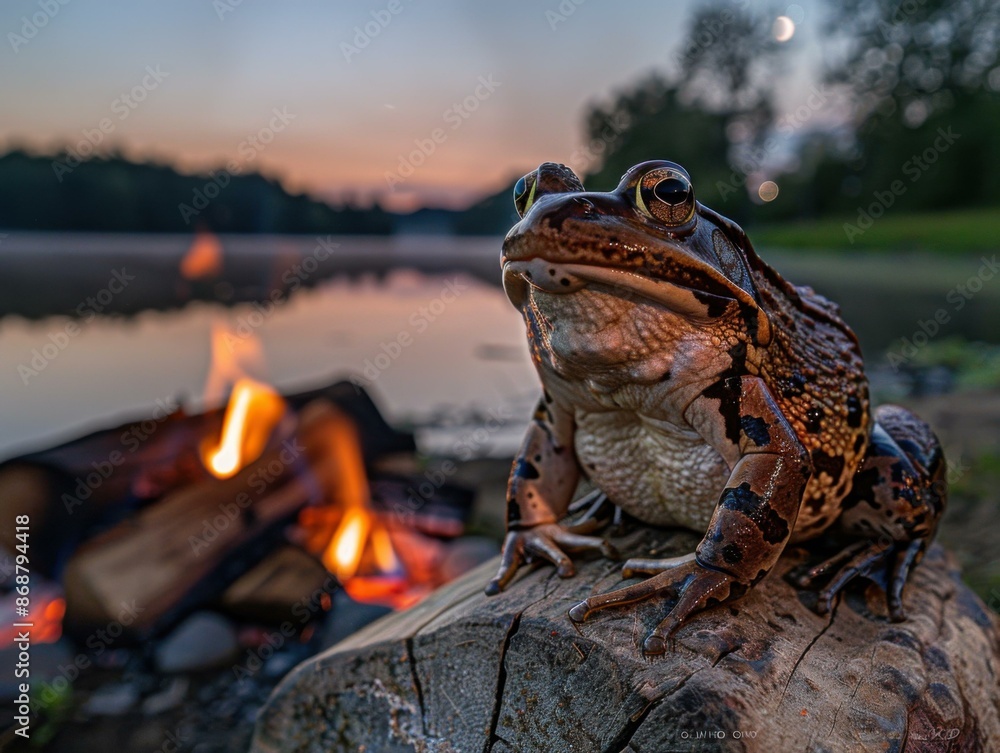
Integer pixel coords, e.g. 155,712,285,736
251,527,1000,753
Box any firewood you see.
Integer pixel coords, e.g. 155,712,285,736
219,546,333,625
61,402,354,638
251,527,1000,752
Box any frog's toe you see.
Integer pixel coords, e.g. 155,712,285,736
810,541,894,614
569,557,735,654
641,568,734,655
621,552,697,578
551,528,615,556
887,539,926,622
568,568,678,624
795,540,869,589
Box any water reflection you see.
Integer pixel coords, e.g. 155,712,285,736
0,271,538,460
3,237,999,461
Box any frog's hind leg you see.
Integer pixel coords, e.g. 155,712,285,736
798,405,946,621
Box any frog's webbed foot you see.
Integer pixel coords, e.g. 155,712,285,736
569,554,736,655
565,489,619,534
797,538,927,621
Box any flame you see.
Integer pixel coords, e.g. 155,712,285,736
325,506,372,580
180,228,223,279
371,525,400,572
318,507,421,608
199,322,284,478
202,377,285,478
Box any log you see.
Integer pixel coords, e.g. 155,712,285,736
251,527,1000,753
61,401,353,637
219,545,333,625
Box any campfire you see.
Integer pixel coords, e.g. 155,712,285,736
0,322,476,648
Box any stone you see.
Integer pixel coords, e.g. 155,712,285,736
82,681,140,717
155,611,238,674
141,677,189,715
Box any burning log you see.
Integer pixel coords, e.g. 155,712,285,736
251,527,1000,752
61,401,349,637
0,365,473,647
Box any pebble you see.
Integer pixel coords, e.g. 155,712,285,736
82,681,140,716
154,612,239,673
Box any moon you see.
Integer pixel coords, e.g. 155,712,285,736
772,16,795,42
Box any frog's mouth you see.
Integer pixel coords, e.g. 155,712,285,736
503,258,737,321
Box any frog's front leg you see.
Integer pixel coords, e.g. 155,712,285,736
485,395,615,596
569,376,811,655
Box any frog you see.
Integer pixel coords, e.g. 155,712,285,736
485,160,947,655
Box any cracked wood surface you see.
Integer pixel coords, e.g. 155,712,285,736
251,528,1000,753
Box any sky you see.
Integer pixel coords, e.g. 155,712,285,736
1,0,827,211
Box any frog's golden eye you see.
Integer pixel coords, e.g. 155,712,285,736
635,170,696,227
513,172,538,218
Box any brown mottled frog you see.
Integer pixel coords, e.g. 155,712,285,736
485,160,946,655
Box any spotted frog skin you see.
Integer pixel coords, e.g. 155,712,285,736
485,160,947,655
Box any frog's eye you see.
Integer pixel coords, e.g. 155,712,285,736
635,170,696,227
513,172,538,218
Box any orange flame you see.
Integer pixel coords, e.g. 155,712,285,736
199,322,284,478
180,228,223,280
324,506,371,580
317,507,420,608
370,525,400,572
202,377,285,478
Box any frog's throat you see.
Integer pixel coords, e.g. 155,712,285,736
503,260,772,346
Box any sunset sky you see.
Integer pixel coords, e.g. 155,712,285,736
1,0,826,211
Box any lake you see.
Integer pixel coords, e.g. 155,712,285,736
1,232,998,460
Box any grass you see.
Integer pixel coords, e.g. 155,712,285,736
749,208,1000,254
